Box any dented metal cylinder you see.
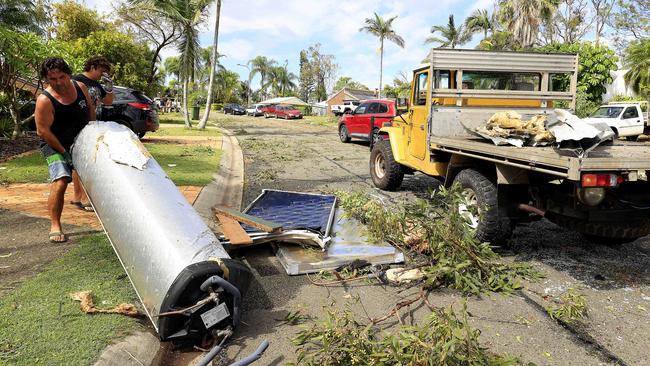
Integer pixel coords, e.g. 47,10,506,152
72,121,250,341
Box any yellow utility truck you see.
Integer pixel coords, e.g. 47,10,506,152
370,49,650,244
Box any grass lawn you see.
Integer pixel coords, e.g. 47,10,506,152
0,151,48,184
1,140,221,186
0,234,141,366
153,126,222,137
144,143,221,186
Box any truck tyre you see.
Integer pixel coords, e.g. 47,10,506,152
545,212,650,243
453,169,511,244
339,125,351,143
370,140,404,191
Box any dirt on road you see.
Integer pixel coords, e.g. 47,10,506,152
192,114,650,366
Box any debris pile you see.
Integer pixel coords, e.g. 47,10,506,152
475,111,554,147
474,109,615,156
70,291,139,317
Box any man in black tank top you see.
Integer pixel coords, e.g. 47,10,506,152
35,58,95,243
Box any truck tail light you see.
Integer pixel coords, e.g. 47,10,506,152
581,173,623,187
128,102,151,111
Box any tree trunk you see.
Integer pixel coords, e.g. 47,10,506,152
198,0,222,129
379,38,384,99
183,78,191,128
10,83,21,140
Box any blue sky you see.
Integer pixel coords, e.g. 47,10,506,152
81,0,505,93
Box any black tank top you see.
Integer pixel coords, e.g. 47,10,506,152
40,81,90,150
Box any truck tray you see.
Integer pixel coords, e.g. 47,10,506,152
431,137,650,180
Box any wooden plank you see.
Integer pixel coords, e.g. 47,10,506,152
212,206,282,233
216,214,253,245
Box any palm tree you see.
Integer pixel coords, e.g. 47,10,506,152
624,39,650,99
198,0,221,129
131,0,212,128
249,56,276,100
465,9,493,40
359,12,405,99
497,0,558,48
425,14,471,49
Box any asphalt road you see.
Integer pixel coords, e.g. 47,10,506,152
185,114,650,366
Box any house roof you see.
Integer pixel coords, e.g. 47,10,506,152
258,96,309,106
326,88,376,103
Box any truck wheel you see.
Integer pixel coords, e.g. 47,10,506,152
453,169,511,244
339,125,351,143
546,212,650,243
370,140,404,191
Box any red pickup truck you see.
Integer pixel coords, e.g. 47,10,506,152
338,99,395,144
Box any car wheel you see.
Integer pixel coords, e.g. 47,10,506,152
453,169,512,244
339,124,351,143
369,140,404,191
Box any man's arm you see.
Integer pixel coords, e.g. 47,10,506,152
35,94,66,153
78,83,96,121
101,73,114,106
102,91,113,106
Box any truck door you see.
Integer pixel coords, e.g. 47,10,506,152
408,71,429,160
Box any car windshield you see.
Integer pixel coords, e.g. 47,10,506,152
590,106,624,118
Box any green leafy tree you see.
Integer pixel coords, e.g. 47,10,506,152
537,42,618,104
298,50,314,102
624,38,650,99
498,0,558,48
0,27,81,138
212,69,241,103
360,12,405,99
115,2,182,85
612,0,649,49
130,0,212,128
465,9,494,40
52,0,111,41
333,76,369,91
249,56,277,100
426,14,470,49
382,72,411,98
0,0,45,33
478,31,515,50
68,31,153,93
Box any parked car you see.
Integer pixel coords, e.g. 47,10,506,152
264,104,303,119
100,86,159,138
584,101,649,138
246,104,264,117
223,103,246,115
338,99,395,144
331,100,360,116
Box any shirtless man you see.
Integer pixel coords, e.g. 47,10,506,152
35,58,95,243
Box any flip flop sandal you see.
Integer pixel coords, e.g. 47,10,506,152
49,231,68,243
71,201,94,212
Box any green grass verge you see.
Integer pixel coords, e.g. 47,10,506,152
153,126,222,137
1,141,220,186
0,151,48,184
0,234,141,366
144,143,221,186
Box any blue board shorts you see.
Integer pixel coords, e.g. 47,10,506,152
41,145,72,183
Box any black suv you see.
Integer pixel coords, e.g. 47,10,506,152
223,103,246,115
100,86,159,138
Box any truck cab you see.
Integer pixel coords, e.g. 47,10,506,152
371,49,650,245
584,102,649,138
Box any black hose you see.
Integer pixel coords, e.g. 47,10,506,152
200,276,242,327
228,340,269,366
195,334,229,366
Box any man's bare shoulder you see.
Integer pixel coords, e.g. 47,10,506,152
36,93,52,108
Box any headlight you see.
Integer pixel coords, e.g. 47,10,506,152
577,187,606,206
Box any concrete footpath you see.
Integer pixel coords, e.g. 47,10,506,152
93,127,244,366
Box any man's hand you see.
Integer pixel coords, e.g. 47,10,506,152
63,151,74,168
101,72,114,93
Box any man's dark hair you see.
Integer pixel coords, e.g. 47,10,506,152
40,57,72,78
83,56,112,72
